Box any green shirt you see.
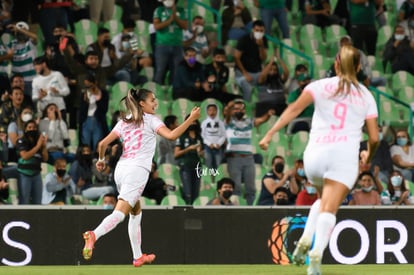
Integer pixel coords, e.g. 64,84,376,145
259,0,285,9
175,133,203,168
349,0,376,25
287,88,314,118
154,6,186,46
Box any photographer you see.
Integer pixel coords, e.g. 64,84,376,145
142,161,175,205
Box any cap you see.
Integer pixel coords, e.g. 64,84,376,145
16,21,29,31
297,73,311,81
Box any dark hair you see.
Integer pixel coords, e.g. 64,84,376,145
387,170,408,197
122,18,136,29
213,47,225,56
10,73,24,83
274,187,288,196
206,104,217,110
192,15,203,22
164,115,177,129
24,119,37,131
97,27,110,36
85,50,99,59
10,86,24,94
271,155,284,164
217,177,235,190
54,157,67,166
103,193,117,201
252,20,265,28
33,55,48,65
121,88,154,126
42,103,58,119
85,73,96,84
184,47,196,54
295,64,307,71
53,24,66,30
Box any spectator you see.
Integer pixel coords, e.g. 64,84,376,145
79,74,109,152
183,15,211,62
295,179,319,206
32,56,70,119
38,103,74,165
253,0,290,38
286,64,308,94
102,193,117,210
157,115,178,165
38,0,72,45
398,0,414,22
0,0,11,34
153,0,187,85
390,129,414,181
224,99,275,205
0,124,18,181
286,72,314,134
360,124,394,184
89,0,115,24
383,24,414,75
207,177,235,205
349,171,381,205
221,0,253,45
0,86,24,133
258,155,299,205
7,73,34,110
400,12,414,41
255,50,289,117
7,106,33,163
0,40,12,92
234,20,268,101
69,144,114,202
302,0,341,28
42,158,74,205
273,186,290,205
174,119,203,205
7,21,38,96
349,0,382,55
201,103,226,183
381,170,413,205
142,161,169,205
16,120,48,204
0,172,8,204
203,47,242,104
172,47,206,101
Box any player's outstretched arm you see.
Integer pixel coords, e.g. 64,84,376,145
96,131,119,171
158,107,201,140
361,117,379,164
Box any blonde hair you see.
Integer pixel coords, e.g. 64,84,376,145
121,88,153,126
334,45,361,97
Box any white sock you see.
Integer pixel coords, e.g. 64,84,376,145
93,210,125,241
128,212,143,259
311,212,336,255
300,199,321,244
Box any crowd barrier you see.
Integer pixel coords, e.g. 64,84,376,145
0,205,413,266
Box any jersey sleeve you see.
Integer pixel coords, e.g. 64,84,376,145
151,115,165,134
365,90,378,119
112,120,123,137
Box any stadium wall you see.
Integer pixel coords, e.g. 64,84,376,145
0,206,413,266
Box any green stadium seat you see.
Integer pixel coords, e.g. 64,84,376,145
192,195,211,206
112,5,123,21
171,98,197,123
376,25,393,56
379,97,410,127
109,81,134,112
7,178,18,205
391,71,414,95
160,194,187,206
299,24,323,49
135,20,150,35
290,131,309,159
143,81,167,100
397,86,414,103
74,19,98,53
199,98,224,121
140,196,157,206
104,19,123,38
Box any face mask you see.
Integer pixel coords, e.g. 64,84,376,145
53,35,61,43
222,190,232,200
276,198,289,205
56,169,66,177
362,185,374,193
305,186,317,195
103,204,114,210
82,154,92,161
297,168,305,177
16,33,28,41
234,112,244,120
391,176,402,187
102,39,111,47
215,61,225,67
394,34,404,41
397,137,408,146
379,132,383,141
122,41,130,49
21,113,33,122
195,25,204,33
253,31,264,40
163,0,174,8
274,163,284,173
26,130,39,140
187,56,197,66
188,124,198,132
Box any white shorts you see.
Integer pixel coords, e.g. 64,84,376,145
303,144,359,190
114,162,150,207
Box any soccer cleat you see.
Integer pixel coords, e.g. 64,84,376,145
133,253,156,267
292,239,311,266
307,250,322,275
82,231,96,260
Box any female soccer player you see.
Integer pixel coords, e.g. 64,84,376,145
82,88,200,267
259,45,379,275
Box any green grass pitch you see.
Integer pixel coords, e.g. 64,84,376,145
1,265,414,275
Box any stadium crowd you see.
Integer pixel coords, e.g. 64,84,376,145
0,0,413,207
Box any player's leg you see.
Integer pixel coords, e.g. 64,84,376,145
130,201,156,267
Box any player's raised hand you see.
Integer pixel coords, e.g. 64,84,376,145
189,106,201,120
259,135,271,151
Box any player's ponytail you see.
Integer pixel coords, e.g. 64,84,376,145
334,45,361,96
121,88,153,126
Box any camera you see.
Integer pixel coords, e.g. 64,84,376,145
165,185,176,192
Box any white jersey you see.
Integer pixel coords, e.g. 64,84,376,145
302,76,378,188
305,76,377,150
113,113,164,171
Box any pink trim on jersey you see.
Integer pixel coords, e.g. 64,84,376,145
155,124,164,134
366,114,378,119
